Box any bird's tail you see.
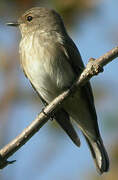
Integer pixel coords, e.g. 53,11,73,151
83,134,109,174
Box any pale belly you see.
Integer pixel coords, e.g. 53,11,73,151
20,33,76,103
21,53,75,103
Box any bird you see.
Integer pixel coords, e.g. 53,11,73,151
7,7,109,174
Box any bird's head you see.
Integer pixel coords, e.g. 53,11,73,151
7,7,66,37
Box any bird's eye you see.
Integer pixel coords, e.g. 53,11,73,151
26,16,33,22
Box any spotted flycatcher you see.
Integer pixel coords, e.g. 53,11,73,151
7,7,109,173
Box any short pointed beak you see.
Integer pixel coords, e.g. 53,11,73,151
6,22,19,27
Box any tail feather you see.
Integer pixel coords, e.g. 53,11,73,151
83,134,109,174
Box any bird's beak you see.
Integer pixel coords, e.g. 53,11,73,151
6,22,19,27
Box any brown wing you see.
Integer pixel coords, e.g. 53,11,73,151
61,35,100,136
56,35,109,173
55,108,80,147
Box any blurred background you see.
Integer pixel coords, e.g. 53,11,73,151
0,0,118,179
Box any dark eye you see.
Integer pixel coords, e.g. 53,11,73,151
27,16,33,22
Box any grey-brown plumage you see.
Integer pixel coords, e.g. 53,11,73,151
7,7,109,174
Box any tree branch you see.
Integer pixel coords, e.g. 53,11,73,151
0,46,118,169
